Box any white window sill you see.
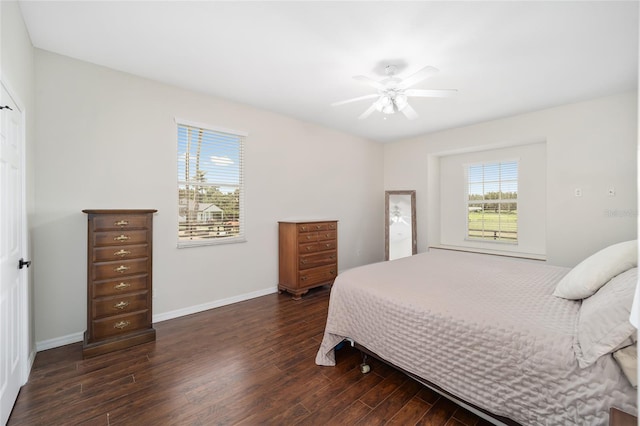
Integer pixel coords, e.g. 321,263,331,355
178,237,247,249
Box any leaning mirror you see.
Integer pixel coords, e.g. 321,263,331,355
385,190,417,261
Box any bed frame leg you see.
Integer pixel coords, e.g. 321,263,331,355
360,353,371,374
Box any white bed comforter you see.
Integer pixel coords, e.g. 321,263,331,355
315,249,637,425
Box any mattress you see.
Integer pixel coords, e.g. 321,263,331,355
315,249,637,425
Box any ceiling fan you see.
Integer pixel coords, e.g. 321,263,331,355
332,65,457,120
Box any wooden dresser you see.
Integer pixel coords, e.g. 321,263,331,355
278,220,338,299
82,209,157,358
609,408,638,426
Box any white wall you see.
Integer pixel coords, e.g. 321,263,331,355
33,50,384,345
385,92,637,267
1,0,36,360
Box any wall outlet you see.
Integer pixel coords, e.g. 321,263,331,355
574,188,582,197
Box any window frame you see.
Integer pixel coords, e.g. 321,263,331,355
176,118,247,248
464,159,519,245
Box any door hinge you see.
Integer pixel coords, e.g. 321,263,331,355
18,258,31,269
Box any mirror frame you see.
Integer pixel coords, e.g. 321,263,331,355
385,190,417,261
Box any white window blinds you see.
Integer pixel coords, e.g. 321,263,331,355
177,120,246,247
466,161,518,243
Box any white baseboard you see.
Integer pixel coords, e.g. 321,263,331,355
36,331,84,352
152,286,278,323
35,286,279,351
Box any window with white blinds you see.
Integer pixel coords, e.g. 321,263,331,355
177,120,246,247
466,161,518,243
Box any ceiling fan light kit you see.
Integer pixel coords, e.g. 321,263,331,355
374,91,408,114
333,64,457,120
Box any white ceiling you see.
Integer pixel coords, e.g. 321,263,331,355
19,1,639,143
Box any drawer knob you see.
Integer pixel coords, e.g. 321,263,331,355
330,255,336,259
315,225,321,229
300,226,307,231
114,234,130,241
114,320,130,329
325,243,331,248
115,220,129,227
306,235,312,240
114,249,131,257
114,301,130,310
300,259,307,265
301,276,308,281
115,265,130,273
330,270,336,275
114,282,130,290
306,246,312,251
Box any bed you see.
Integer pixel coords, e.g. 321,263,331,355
315,246,638,425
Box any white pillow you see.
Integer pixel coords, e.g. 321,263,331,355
554,240,637,300
613,343,638,388
575,267,637,368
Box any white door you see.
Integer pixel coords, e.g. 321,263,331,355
0,83,28,425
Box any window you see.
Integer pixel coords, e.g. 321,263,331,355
439,143,544,257
177,120,246,247
466,161,518,243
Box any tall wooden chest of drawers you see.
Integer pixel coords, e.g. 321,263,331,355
82,209,157,358
278,220,338,299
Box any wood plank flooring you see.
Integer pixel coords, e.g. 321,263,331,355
8,287,491,425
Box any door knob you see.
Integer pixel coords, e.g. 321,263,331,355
18,258,31,269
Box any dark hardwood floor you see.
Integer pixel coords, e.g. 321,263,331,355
8,287,491,425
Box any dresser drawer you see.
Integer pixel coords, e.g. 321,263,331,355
92,292,149,319
318,240,337,251
92,214,151,231
318,231,337,241
90,311,150,340
299,240,337,253
298,264,337,287
299,232,318,243
92,244,149,262
93,230,149,247
92,258,149,280
299,251,337,270
298,222,332,233
92,275,149,298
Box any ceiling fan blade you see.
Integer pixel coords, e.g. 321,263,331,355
331,93,380,107
358,102,378,120
353,75,386,90
398,66,439,89
405,89,458,98
401,103,418,120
